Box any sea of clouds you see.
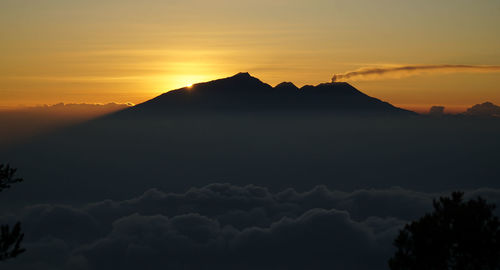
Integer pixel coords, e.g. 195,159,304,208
3,184,500,270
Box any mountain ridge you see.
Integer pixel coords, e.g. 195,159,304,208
124,72,415,115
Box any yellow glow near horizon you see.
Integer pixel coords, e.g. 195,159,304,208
1,0,499,110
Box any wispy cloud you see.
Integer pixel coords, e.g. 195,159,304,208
331,65,500,82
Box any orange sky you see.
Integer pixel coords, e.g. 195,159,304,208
1,0,499,113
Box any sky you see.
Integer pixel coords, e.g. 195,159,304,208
1,0,500,112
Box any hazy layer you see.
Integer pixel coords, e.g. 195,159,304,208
0,103,130,148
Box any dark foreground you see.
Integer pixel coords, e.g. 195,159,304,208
1,113,500,269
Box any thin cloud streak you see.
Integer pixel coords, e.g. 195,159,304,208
332,65,500,82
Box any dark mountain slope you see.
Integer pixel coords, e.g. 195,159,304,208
121,72,414,115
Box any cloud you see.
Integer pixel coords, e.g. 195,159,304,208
3,184,500,270
331,65,500,82
429,106,445,116
74,209,393,270
23,102,134,112
463,102,500,117
82,184,433,227
2,102,134,112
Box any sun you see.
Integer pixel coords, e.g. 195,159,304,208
186,83,193,88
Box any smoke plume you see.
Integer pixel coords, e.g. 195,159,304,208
332,65,500,82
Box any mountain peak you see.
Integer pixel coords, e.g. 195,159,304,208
196,72,271,93
226,72,264,85
232,72,252,78
275,82,299,91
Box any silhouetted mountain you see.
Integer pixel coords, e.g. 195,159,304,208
124,72,414,115
4,72,500,209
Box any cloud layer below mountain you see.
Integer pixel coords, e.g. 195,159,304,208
3,184,500,270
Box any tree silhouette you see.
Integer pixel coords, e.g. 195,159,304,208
0,164,25,261
389,192,500,270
